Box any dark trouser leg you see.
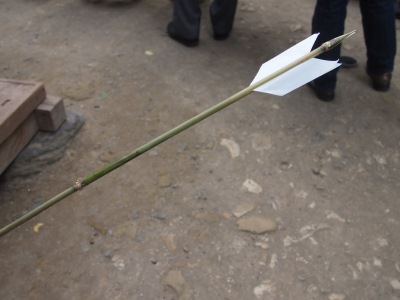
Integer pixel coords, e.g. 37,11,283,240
210,0,238,37
172,0,201,40
311,0,348,90
359,0,396,75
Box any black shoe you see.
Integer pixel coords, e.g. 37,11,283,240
307,81,335,102
213,31,231,41
367,71,392,92
339,56,358,69
167,22,199,47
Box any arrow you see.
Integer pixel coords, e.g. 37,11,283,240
0,30,355,238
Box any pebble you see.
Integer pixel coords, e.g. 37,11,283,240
242,179,263,194
237,215,277,234
150,209,166,221
164,233,177,251
328,293,346,300
111,255,125,271
390,279,400,290
33,223,44,233
330,149,342,158
253,280,276,299
162,269,189,299
220,138,240,158
232,203,255,218
103,249,113,259
269,253,278,269
373,257,382,267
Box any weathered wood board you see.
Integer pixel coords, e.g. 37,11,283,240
0,113,39,174
0,79,46,145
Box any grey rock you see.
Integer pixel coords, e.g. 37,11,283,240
2,110,84,178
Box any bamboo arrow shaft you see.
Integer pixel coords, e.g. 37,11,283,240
0,30,355,238
0,85,255,238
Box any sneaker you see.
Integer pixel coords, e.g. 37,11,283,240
167,22,199,47
307,81,335,102
367,71,392,92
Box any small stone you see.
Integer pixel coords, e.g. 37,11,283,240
150,209,166,221
103,249,113,259
220,138,240,158
390,279,400,290
373,257,382,267
237,215,278,234
255,241,269,249
33,223,44,233
232,203,255,218
330,149,342,158
222,212,233,220
111,255,125,271
329,293,346,300
253,280,276,298
269,253,278,268
164,234,177,251
242,179,263,194
162,269,188,298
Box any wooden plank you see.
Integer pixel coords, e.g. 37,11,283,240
0,113,39,175
35,95,66,132
0,78,46,144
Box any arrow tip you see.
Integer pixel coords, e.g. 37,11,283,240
322,30,356,52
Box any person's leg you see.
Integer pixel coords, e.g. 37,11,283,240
360,0,396,90
397,0,400,19
209,0,238,40
168,0,201,46
311,0,349,95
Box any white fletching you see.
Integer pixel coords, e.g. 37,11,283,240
250,33,341,96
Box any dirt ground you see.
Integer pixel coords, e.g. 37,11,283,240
1,0,400,299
